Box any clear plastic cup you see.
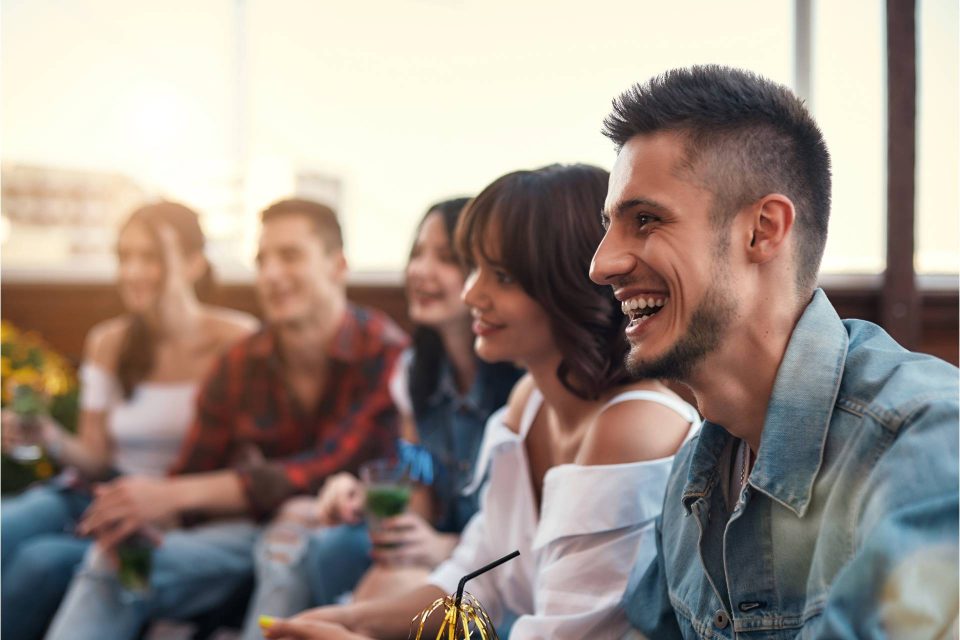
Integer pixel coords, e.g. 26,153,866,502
360,458,412,542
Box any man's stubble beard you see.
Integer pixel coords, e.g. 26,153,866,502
625,241,738,382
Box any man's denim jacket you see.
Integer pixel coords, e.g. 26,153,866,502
624,289,959,638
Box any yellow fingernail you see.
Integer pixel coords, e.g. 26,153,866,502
259,615,275,629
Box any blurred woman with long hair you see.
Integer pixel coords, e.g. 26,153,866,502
1,201,257,640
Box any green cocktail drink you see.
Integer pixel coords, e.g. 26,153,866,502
117,535,153,595
360,458,412,551
365,484,411,518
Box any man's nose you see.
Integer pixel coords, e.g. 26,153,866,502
257,256,283,281
590,229,635,286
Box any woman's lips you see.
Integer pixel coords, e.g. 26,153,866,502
472,319,503,336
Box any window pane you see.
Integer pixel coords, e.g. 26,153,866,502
917,0,959,274
2,0,793,275
812,0,886,274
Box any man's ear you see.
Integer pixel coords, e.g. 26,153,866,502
332,249,349,283
745,194,795,264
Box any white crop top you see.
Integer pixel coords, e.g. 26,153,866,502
80,364,198,477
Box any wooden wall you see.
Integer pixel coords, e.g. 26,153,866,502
1,280,957,366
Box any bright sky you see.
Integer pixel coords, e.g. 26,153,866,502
2,0,956,275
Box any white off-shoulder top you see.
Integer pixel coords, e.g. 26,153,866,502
80,363,198,477
428,388,700,639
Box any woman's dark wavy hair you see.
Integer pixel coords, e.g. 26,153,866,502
116,201,214,399
455,164,632,400
408,197,470,413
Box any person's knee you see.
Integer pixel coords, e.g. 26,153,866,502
255,523,311,575
305,523,371,567
5,537,83,591
1,487,68,564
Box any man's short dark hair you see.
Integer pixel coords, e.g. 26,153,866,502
603,65,831,292
260,198,343,251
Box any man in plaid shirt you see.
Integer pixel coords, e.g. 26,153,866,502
48,199,409,639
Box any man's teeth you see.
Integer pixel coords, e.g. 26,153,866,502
620,296,666,316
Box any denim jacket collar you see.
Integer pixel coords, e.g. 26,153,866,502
682,289,849,517
425,359,483,413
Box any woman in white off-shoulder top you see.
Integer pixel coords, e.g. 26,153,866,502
0,201,257,640
262,164,698,640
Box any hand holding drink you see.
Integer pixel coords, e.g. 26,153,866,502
4,384,49,462
360,459,412,558
117,534,153,594
115,527,162,600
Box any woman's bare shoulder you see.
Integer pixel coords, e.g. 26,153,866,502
501,373,537,434
84,316,131,370
577,381,695,466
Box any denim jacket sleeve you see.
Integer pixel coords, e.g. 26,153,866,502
623,513,685,639
800,394,960,639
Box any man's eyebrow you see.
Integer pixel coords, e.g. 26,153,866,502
603,197,672,219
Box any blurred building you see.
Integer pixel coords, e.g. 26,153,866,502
1,163,145,266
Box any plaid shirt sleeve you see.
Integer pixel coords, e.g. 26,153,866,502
168,347,238,477
238,314,409,518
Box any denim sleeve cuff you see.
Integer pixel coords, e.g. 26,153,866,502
237,462,295,520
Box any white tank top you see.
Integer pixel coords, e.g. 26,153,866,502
80,364,197,477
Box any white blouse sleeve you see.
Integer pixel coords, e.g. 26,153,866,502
388,348,414,417
427,506,506,626
427,407,516,626
509,461,673,639
79,363,117,412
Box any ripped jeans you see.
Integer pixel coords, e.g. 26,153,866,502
45,520,259,640
240,522,371,640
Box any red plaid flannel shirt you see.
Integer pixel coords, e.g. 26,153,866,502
170,304,409,519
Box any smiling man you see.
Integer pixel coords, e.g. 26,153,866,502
47,198,408,640
591,66,959,638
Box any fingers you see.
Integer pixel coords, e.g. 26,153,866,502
262,616,310,639
96,519,141,552
1,410,20,429
369,528,409,548
156,224,193,297
77,486,136,536
1,411,28,450
262,617,356,640
140,525,165,547
316,473,363,524
335,493,364,525
369,537,430,566
157,225,182,271
380,513,422,530
78,501,136,538
80,502,140,551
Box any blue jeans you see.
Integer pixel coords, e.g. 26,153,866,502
1,483,93,640
241,523,371,640
45,519,259,640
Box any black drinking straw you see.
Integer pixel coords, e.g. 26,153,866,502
452,550,520,637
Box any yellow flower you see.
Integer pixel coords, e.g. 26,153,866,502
9,368,41,387
0,321,78,409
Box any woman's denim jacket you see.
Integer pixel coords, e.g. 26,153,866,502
624,289,959,639
413,355,521,534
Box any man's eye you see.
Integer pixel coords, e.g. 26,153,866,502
495,270,514,285
636,214,656,229
600,215,610,231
